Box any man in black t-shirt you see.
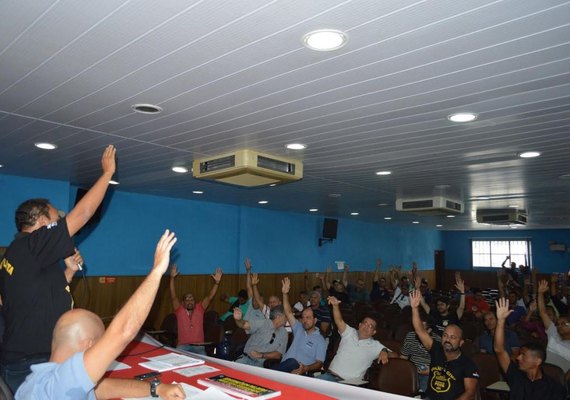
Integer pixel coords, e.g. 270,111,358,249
410,289,479,400
494,297,566,400
0,145,116,393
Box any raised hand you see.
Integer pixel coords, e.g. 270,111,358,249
538,279,549,293
170,264,179,278
410,290,422,308
64,248,84,272
414,276,421,289
244,257,252,271
327,296,341,307
251,273,260,286
454,272,465,293
495,298,513,321
153,230,177,274
282,277,290,294
212,267,223,283
101,145,116,176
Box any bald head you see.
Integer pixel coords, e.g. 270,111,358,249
51,309,105,362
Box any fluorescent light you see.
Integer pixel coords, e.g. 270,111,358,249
446,215,455,218
109,180,119,185
350,212,359,216
269,183,277,187
309,208,318,212
258,200,269,204
519,151,541,158
132,104,162,114
172,166,188,173
34,142,57,150
447,112,478,123
286,143,306,150
412,221,420,224
192,190,204,194
375,171,392,176
384,217,392,220
303,29,347,51
436,224,443,227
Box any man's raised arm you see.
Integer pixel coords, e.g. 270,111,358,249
494,298,514,374
281,278,297,327
202,268,222,309
328,296,346,334
410,290,433,350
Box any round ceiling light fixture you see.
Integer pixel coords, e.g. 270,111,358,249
258,200,269,205
172,166,188,173
34,142,58,150
309,208,318,212
447,112,478,123
375,170,392,176
132,103,163,114
519,151,541,158
286,143,306,150
302,29,348,51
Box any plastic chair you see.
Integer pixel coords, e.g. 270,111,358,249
542,362,565,386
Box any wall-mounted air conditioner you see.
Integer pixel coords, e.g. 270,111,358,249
396,196,463,215
476,209,528,225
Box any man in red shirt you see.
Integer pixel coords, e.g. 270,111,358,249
169,264,223,355
465,288,490,319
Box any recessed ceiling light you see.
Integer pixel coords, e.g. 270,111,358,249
350,212,359,216
447,112,478,123
192,190,204,194
509,225,518,229
436,224,443,227
132,103,163,114
412,221,420,224
328,193,341,198
172,166,188,173
377,203,388,207
269,183,277,187
519,151,541,158
109,180,119,185
446,215,456,218
309,208,318,212
286,143,306,150
258,200,269,204
34,142,57,150
559,173,570,180
302,29,347,51
384,217,392,220
375,171,392,176
0,164,3,168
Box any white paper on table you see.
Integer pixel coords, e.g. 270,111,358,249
174,365,220,378
107,360,131,371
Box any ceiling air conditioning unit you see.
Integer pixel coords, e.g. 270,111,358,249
192,149,303,188
395,196,464,215
476,209,528,225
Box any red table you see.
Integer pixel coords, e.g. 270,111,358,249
106,341,336,399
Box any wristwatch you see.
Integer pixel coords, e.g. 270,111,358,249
150,378,161,398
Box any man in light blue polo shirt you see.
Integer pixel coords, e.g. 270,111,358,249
270,278,327,375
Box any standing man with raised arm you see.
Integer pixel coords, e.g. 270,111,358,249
270,278,326,375
410,289,479,400
169,264,223,355
16,230,185,400
494,297,566,399
0,145,116,393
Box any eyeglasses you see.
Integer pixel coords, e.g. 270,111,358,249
269,332,276,344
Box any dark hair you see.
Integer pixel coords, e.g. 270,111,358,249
360,314,379,328
521,342,546,365
237,289,248,299
15,198,51,231
436,296,450,305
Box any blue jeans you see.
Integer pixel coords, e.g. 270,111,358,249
269,358,300,373
176,344,206,356
316,371,342,382
0,355,49,394
418,373,428,392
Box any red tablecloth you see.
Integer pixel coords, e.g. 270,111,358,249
106,341,335,399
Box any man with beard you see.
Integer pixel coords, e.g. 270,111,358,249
169,264,223,355
410,290,479,400
476,311,520,357
269,278,326,375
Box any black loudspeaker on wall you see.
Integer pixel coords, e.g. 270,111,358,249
323,218,338,239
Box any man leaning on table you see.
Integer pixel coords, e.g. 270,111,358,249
494,297,566,400
15,230,185,400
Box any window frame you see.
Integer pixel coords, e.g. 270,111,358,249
470,238,532,269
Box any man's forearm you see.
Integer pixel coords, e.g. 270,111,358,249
304,360,323,372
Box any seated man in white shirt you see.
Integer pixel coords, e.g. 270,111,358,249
15,230,184,400
316,296,396,382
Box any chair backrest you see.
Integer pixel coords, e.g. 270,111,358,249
393,321,413,342
0,375,13,400
470,353,502,400
542,362,565,386
370,358,418,397
379,338,402,355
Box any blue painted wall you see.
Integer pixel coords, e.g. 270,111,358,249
0,174,442,275
442,230,570,273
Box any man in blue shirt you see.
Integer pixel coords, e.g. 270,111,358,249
270,278,327,375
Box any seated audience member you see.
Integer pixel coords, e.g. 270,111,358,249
410,290,479,400
419,273,465,337
317,267,350,304
505,291,526,326
293,290,310,317
494,297,566,400
476,311,520,357
341,265,369,304
243,260,269,321
308,290,331,337
465,287,490,319
316,296,395,383
250,272,292,332
390,276,411,310
233,305,288,367
518,300,548,344
169,264,222,355
270,278,326,375
400,312,439,393
16,230,184,400
219,289,249,322
537,279,570,372
419,278,433,305
370,258,391,302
